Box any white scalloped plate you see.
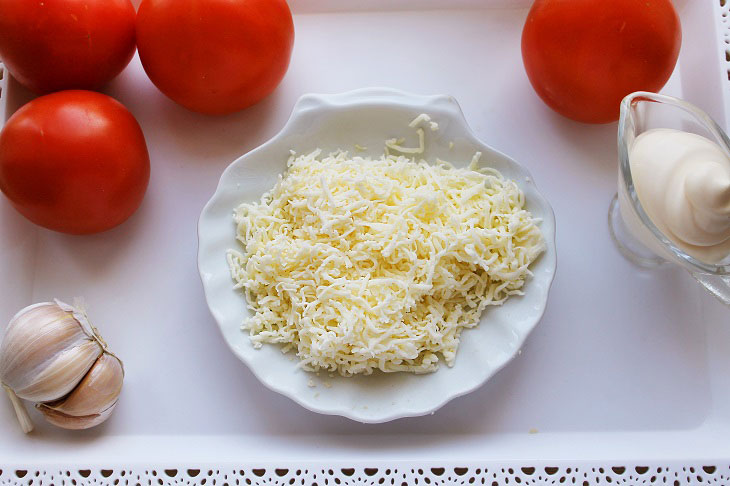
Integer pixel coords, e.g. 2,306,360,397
197,87,557,423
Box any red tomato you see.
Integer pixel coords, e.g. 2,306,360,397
521,0,681,124
136,0,295,115
0,91,150,235
0,0,137,94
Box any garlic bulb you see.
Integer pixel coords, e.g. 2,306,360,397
0,300,124,433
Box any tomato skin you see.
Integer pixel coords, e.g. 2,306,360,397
0,0,137,94
521,0,681,124
0,91,150,235
136,0,295,115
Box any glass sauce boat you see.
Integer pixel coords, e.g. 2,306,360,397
608,91,730,306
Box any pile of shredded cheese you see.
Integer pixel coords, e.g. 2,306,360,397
227,116,545,376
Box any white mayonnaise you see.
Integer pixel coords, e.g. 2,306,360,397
629,128,730,263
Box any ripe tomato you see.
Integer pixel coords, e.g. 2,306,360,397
0,91,150,235
521,0,681,124
136,0,295,115
0,0,136,94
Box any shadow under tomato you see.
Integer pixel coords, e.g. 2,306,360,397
33,191,152,277
97,52,292,173
140,87,287,166
496,68,619,175
2,73,37,119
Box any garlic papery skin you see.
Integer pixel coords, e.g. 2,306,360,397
40,353,123,419
0,300,123,433
2,384,33,434
37,401,117,430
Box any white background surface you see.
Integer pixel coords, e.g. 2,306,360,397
1,0,729,464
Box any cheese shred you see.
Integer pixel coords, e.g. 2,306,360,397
227,123,545,376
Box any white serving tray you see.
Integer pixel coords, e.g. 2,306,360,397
1,0,729,483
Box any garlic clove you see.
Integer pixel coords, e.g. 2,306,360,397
0,303,92,393
42,353,123,417
36,400,118,430
13,340,102,402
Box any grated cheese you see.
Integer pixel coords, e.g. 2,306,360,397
408,113,439,132
385,129,425,155
227,118,545,376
